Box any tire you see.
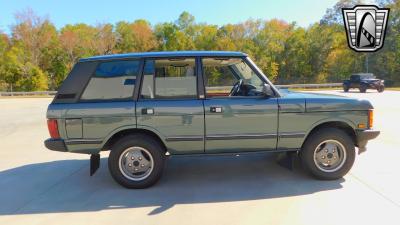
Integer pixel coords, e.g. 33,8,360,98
343,85,349,92
359,84,367,93
377,86,384,93
300,128,355,180
108,134,165,188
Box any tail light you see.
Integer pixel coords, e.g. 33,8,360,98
47,119,60,139
368,110,374,129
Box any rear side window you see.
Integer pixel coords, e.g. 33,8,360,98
140,58,197,99
81,60,140,101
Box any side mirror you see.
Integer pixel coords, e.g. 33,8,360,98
262,83,274,97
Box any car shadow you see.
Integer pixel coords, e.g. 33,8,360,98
0,153,344,216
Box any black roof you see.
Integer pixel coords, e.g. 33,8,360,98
80,51,247,62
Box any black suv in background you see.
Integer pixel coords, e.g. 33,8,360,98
343,73,385,93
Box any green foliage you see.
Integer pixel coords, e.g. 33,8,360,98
0,45,48,91
115,20,158,53
17,62,48,91
1,2,400,91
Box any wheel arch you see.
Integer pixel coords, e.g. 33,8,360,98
102,128,167,152
302,119,357,149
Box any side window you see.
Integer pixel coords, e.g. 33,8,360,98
80,60,140,101
203,58,265,98
140,58,197,99
351,75,360,82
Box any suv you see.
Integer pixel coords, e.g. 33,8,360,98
343,73,385,93
45,51,379,188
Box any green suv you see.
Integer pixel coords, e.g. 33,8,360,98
44,51,379,188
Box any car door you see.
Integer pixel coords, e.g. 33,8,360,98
135,58,204,154
63,60,140,152
201,57,278,153
350,75,360,88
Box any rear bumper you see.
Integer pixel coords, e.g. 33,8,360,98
356,129,380,154
44,138,68,152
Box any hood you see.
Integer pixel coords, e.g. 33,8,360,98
280,90,373,112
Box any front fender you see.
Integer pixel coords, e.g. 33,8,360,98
305,117,356,137
300,116,357,147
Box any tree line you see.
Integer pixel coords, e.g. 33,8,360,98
0,0,399,91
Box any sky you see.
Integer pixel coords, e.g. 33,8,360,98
0,0,340,33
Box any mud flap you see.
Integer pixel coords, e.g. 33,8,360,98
276,152,297,171
90,153,100,176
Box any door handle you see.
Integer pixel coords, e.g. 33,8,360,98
210,106,223,113
141,108,154,115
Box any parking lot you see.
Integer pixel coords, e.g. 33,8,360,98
0,90,399,225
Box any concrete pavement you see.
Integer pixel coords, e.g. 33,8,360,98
0,90,399,225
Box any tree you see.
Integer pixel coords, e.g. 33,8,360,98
155,22,195,50
280,27,312,83
115,20,158,53
252,19,291,81
0,33,9,90
1,5,400,91
12,8,57,67
176,11,195,31
0,33,9,55
320,0,362,25
94,23,117,55
194,24,218,50
59,23,97,69
0,45,47,91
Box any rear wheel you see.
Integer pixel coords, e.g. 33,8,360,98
343,85,349,92
377,86,384,93
300,128,355,180
108,134,165,188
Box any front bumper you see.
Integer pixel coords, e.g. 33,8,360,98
44,138,68,152
356,129,380,154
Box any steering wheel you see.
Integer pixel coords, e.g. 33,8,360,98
229,79,244,96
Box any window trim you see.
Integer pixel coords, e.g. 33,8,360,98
200,56,273,99
245,56,281,97
78,58,144,103
137,57,200,101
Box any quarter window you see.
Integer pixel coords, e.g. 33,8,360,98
81,60,140,101
140,58,197,99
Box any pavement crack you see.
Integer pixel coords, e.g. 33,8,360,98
349,172,400,208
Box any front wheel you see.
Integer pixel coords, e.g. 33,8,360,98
300,128,355,180
377,86,384,93
108,134,165,188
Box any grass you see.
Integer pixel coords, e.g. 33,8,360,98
386,87,400,91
